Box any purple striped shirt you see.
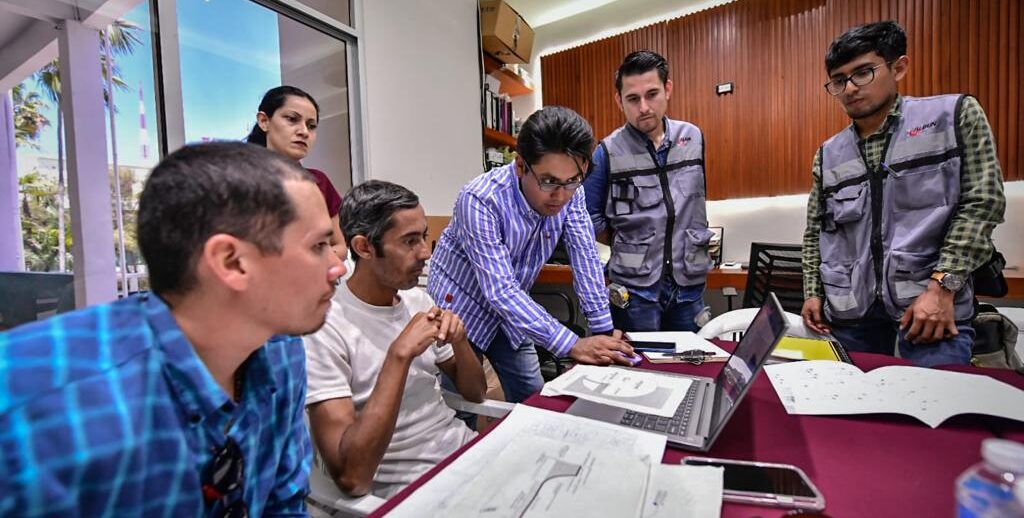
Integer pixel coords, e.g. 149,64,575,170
427,163,613,357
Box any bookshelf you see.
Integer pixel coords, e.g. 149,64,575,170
483,127,517,148
483,54,533,97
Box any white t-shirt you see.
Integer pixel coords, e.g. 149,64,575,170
304,283,476,497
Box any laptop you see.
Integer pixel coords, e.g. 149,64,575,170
566,292,789,451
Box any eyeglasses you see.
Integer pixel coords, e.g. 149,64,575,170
823,62,892,96
202,438,248,518
524,162,584,193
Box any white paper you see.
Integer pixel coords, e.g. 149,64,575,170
765,360,1024,428
444,435,650,517
630,331,731,362
540,365,691,417
642,464,724,518
388,405,667,518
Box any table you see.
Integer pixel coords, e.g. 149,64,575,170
371,348,1024,517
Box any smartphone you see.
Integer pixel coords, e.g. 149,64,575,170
628,340,676,352
683,456,825,511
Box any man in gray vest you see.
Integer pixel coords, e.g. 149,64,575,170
583,50,713,332
801,21,1005,367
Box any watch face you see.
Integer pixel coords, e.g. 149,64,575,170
942,274,965,292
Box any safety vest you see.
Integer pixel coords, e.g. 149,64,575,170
819,94,974,322
601,119,712,289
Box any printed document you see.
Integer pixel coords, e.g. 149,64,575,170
388,405,667,517
765,360,1024,427
540,365,691,417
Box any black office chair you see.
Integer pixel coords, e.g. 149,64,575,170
742,242,804,313
529,289,582,381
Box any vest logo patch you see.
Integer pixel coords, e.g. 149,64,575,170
677,136,692,146
907,121,938,137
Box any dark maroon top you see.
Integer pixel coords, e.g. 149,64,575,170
307,168,342,217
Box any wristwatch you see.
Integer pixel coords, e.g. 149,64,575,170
930,271,965,293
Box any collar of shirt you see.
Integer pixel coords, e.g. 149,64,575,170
625,116,672,153
502,162,543,222
143,293,278,425
853,94,904,142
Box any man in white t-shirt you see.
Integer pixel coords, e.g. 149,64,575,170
304,180,487,499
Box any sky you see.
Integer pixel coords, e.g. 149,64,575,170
15,0,283,174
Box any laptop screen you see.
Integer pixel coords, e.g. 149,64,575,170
706,293,787,441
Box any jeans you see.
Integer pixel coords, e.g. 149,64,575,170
830,301,974,367
611,276,706,332
441,328,544,406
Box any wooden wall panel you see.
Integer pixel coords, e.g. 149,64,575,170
541,0,1022,200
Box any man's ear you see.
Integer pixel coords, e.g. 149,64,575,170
663,78,674,101
349,235,375,262
514,156,526,178
256,111,270,132
197,234,251,292
614,91,624,114
891,55,909,82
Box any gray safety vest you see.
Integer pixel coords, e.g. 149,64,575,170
819,94,974,322
602,119,712,289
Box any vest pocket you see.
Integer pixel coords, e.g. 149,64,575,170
821,262,862,319
891,164,951,212
887,251,937,308
824,183,868,225
684,228,714,275
631,175,663,209
611,231,656,276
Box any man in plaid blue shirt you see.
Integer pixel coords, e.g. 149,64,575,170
0,142,346,517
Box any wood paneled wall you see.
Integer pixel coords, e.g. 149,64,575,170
541,0,1022,200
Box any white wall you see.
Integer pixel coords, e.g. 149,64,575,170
361,0,483,215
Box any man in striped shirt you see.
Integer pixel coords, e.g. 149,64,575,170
428,106,635,403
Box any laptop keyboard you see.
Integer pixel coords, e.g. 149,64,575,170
619,384,698,436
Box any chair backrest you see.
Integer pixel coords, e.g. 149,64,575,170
742,243,804,314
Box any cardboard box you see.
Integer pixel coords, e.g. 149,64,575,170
480,0,534,64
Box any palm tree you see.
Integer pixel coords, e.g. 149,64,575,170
11,84,50,149
32,18,142,273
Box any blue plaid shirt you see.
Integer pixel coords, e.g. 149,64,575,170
0,293,311,517
427,163,613,356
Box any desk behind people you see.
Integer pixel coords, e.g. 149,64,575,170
369,347,1024,517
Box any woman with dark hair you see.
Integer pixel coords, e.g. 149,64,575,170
247,85,347,259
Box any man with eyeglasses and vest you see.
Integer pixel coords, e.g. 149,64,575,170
583,50,714,333
801,21,1005,367
428,106,635,403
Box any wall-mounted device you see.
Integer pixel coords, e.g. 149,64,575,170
716,82,735,95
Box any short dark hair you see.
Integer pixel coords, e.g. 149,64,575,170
825,21,907,73
339,180,420,263
138,142,311,295
515,106,594,167
615,50,669,93
245,85,320,145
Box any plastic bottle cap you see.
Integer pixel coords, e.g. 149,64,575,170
981,439,1024,474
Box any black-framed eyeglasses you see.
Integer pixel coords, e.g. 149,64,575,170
202,438,248,518
823,61,892,96
524,161,584,192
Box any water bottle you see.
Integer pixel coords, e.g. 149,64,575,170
956,438,1024,517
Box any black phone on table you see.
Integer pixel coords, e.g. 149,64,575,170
683,456,825,511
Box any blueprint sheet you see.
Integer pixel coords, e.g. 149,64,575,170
387,405,667,518
540,365,691,417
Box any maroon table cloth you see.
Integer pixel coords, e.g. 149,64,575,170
371,345,1024,517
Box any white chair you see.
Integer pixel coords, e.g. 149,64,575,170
698,308,825,341
305,392,515,517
